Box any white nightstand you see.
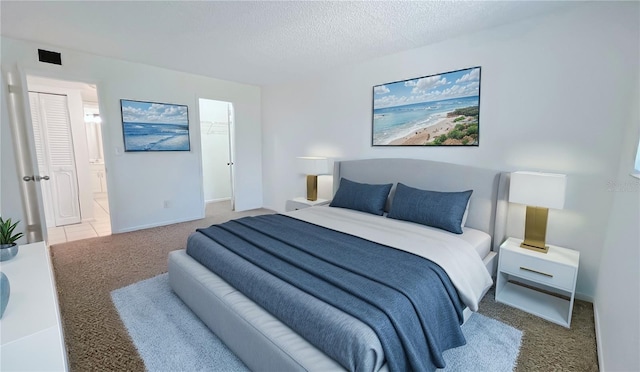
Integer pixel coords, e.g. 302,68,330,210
285,197,330,212
495,237,580,328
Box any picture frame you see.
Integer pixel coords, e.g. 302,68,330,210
120,99,190,152
372,66,481,146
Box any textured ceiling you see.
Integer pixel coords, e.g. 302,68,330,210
1,1,576,86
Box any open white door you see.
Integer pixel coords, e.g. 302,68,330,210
226,102,235,210
28,92,81,226
199,98,235,210
4,69,45,242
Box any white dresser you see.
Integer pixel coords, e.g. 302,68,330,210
0,241,68,371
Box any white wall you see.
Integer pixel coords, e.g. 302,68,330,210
1,36,262,235
594,65,640,371
262,2,639,301
199,98,232,202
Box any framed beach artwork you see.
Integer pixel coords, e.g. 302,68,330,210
120,99,190,152
372,66,481,146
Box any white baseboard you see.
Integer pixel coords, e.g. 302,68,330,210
113,215,203,234
574,291,594,303
593,303,604,372
205,197,231,204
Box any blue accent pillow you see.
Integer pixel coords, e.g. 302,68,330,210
330,178,392,216
387,183,473,234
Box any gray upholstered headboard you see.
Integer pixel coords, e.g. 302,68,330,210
333,158,509,252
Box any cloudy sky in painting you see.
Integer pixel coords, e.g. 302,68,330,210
121,100,188,125
374,67,480,109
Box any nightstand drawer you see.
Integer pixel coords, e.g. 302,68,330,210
500,249,576,290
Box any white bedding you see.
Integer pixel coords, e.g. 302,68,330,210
285,206,493,312
460,226,492,259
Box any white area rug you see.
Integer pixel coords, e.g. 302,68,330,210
112,274,521,372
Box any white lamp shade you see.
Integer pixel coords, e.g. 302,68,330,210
296,157,330,175
509,171,566,209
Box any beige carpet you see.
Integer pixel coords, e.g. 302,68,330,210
50,201,598,371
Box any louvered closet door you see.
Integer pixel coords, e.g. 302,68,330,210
29,92,81,226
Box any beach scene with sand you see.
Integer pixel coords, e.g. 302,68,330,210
373,67,480,146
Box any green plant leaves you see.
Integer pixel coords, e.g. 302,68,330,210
0,217,24,245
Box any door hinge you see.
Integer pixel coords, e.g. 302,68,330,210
8,84,18,94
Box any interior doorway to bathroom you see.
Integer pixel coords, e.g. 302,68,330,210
26,76,111,244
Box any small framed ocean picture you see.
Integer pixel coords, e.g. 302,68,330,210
120,99,190,152
372,66,481,146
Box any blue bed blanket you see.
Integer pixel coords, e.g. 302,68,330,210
188,214,466,372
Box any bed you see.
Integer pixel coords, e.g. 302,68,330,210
168,158,509,371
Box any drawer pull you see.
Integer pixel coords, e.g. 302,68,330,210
519,266,553,278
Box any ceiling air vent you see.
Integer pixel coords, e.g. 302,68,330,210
38,49,62,65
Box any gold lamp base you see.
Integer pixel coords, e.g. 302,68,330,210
306,175,318,201
520,241,549,253
520,206,550,253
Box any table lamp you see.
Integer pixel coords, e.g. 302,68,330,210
296,157,330,201
509,171,567,253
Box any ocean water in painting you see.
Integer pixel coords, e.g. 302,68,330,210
123,122,190,151
373,95,478,145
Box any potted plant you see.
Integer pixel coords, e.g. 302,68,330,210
0,217,23,262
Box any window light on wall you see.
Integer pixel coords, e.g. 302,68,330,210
633,138,640,179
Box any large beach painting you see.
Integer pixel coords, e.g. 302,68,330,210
120,99,190,152
372,66,481,146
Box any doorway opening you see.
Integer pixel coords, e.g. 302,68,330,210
26,76,111,244
198,98,234,214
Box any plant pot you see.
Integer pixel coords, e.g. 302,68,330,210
0,272,9,319
0,243,19,262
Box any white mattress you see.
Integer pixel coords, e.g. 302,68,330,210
295,207,491,259
460,226,492,259
375,214,491,259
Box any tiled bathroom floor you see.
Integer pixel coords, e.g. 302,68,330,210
47,194,111,245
